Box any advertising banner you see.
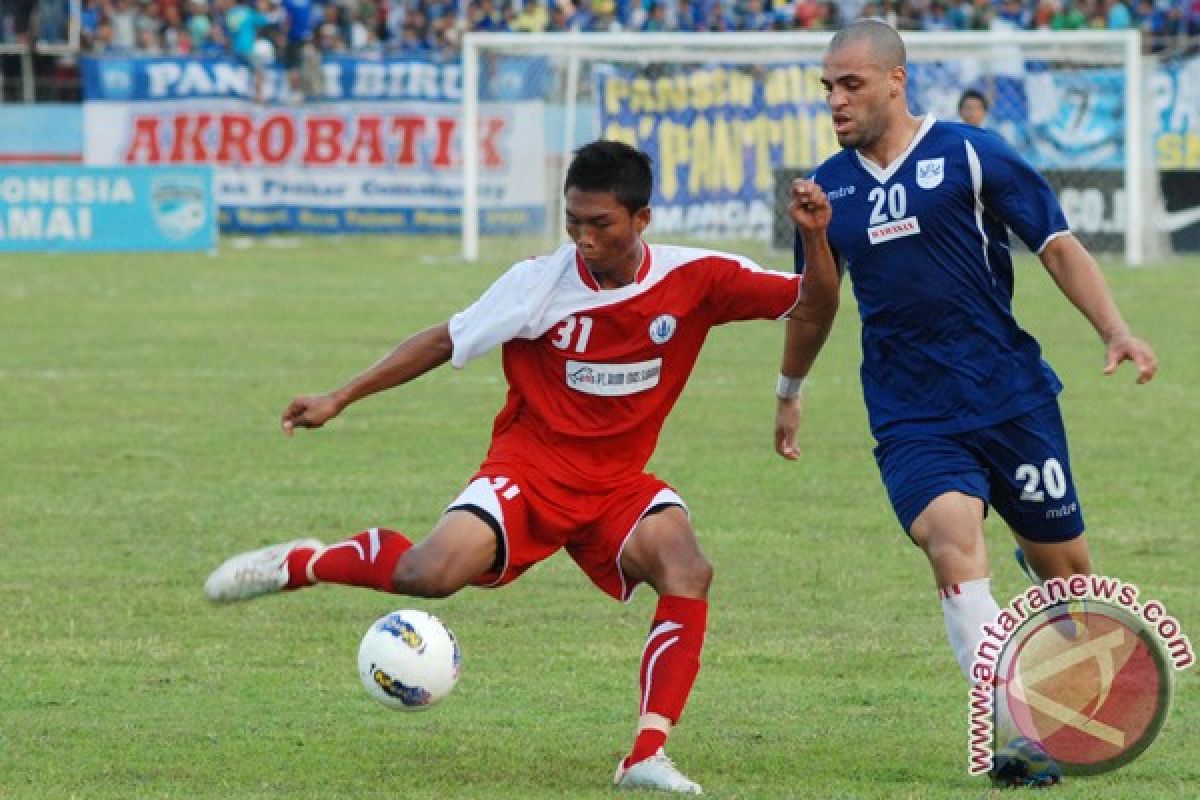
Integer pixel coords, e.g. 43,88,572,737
0,165,215,252
80,57,546,235
79,55,465,103
1152,55,1200,170
596,63,841,240
598,62,1137,240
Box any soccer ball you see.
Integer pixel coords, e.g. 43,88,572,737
357,609,461,711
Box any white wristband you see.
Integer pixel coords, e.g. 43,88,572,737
776,374,806,400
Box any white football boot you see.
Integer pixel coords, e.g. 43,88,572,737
613,749,703,795
203,538,323,602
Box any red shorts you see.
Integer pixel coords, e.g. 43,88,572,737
445,462,685,601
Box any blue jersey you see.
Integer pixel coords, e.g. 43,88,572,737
795,115,1067,440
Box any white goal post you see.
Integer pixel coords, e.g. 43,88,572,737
462,29,1154,266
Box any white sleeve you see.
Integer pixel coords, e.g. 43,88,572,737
447,258,544,368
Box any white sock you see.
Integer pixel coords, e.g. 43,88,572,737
940,577,1002,682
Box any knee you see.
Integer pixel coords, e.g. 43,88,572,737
392,552,465,599
921,531,980,562
655,550,713,599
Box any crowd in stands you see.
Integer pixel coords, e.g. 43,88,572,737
0,0,1196,71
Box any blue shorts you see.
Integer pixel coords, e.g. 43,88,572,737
873,402,1085,543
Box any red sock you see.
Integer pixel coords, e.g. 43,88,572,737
625,729,668,768
625,595,708,766
285,528,413,592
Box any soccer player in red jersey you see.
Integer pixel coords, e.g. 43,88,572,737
205,140,840,794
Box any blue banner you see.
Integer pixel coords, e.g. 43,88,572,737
80,56,464,103
0,166,215,252
595,63,840,238
907,63,1126,170
1155,54,1200,170
79,54,550,104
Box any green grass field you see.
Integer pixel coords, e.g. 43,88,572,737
1,236,1197,799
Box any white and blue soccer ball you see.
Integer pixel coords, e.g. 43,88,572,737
357,609,461,711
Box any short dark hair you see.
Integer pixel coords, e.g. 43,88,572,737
564,140,653,214
958,88,989,112
829,19,906,71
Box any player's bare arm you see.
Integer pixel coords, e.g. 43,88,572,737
1038,234,1158,384
282,322,454,435
775,179,842,460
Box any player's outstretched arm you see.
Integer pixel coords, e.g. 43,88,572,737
281,322,454,436
776,179,841,460
1038,234,1158,384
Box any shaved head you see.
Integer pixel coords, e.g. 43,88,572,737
821,18,916,155
828,19,906,70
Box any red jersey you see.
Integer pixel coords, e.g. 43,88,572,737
448,243,801,488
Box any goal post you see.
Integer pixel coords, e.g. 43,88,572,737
462,29,1158,266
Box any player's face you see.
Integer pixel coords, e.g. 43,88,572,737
959,97,987,127
822,41,904,150
564,188,651,282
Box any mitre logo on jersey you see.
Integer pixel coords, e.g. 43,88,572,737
648,314,677,344
916,158,945,189
565,358,662,397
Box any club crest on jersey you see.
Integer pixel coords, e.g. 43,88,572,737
916,158,944,189
648,314,677,344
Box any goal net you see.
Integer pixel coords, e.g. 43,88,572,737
462,30,1160,266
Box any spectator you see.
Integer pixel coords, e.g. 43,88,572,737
232,0,274,63
186,7,214,49
1032,0,1056,28
946,0,974,29
922,0,953,29
136,12,163,51
511,0,548,31
161,3,190,52
101,0,139,51
348,1,380,52
1050,0,1087,28
135,0,163,45
836,0,869,25
591,0,623,30
279,0,314,86
0,0,34,44
79,0,102,48
35,0,68,41
548,1,570,30
1105,0,1133,27
957,87,988,126
90,16,114,50
566,0,597,31
891,0,921,29
297,28,321,92
315,19,346,52
993,0,1029,28
638,0,668,30
967,0,990,28
468,0,506,31
738,0,775,30
392,22,425,51
427,8,455,60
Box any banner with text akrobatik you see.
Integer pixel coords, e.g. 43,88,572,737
80,57,545,235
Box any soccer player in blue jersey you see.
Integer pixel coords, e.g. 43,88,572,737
773,19,1158,787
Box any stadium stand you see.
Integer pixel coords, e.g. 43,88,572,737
2,0,1197,103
